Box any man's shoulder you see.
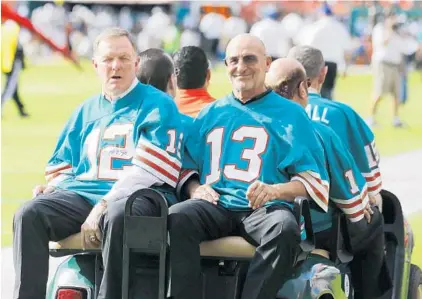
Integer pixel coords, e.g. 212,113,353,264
140,83,178,110
197,95,231,116
313,121,340,142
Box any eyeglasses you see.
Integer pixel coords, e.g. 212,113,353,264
224,54,259,66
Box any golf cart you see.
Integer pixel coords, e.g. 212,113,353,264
47,189,421,299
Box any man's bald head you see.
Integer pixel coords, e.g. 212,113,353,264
226,34,266,57
287,46,325,80
266,58,308,106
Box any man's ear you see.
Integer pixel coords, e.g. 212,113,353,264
299,81,308,99
135,56,140,71
167,73,177,98
319,65,328,85
265,56,272,71
204,69,211,89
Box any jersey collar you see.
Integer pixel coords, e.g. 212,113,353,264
232,89,272,105
308,87,320,97
103,78,138,102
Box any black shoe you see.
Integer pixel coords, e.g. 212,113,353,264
19,111,30,118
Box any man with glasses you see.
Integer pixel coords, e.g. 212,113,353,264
168,34,330,299
266,57,392,299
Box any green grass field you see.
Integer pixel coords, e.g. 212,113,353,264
2,60,422,268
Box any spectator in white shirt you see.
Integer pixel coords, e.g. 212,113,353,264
298,3,353,100
219,14,248,58
369,11,407,127
250,6,289,60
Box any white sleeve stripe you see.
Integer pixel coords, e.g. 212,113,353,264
137,139,181,169
133,159,177,187
366,176,382,187
176,170,198,199
339,204,365,215
331,184,369,204
292,176,328,212
349,214,365,223
368,182,382,194
135,149,180,178
363,168,381,179
307,170,330,187
298,172,329,200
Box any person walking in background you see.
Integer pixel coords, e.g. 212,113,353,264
173,46,215,117
1,20,29,118
369,10,407,128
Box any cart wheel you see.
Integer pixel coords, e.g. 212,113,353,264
408,264,422,299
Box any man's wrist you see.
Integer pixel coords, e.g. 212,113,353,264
273,183,285,199
186,179,201,198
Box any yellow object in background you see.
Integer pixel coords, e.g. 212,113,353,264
1,20,20,74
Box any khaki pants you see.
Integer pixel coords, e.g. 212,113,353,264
373,61,401,99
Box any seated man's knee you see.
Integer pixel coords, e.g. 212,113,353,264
14,200,40,227
271,213,300,246
168,201,200,235
103,200,125,227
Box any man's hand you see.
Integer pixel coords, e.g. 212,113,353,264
81,200,107,249
369,193,383,212
191,184,220,205
32,184,55,198
363,203,374,223
246,181,277,209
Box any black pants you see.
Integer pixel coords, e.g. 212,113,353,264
13,189,160,299
168,199,300,299
1,59,27,116
314,208,392,299
321,61,337,100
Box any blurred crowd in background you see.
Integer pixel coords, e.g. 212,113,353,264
7,0,422,67
2,0,422,120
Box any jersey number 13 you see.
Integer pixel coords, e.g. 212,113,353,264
205,126,269,184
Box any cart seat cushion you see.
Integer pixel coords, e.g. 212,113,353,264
48,233,256,258
49,233,329,259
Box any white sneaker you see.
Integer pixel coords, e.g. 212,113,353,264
366,117,378,128
393,118,404,128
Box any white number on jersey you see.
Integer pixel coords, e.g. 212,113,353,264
78,123,135,181
166,129,183,158
345,169,359,195
205,126,269,184
364,141,380,168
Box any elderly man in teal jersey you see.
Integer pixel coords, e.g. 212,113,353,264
13,28,183,299
266,57,392,299
288,45,383,209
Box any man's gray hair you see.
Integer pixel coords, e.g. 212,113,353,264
287,46,325,80
93,27,137,56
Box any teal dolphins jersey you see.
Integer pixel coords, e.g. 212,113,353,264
176,113,199,198
306,92,382,197
45,81,184,206
311,122,370,233
185,91,330,211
